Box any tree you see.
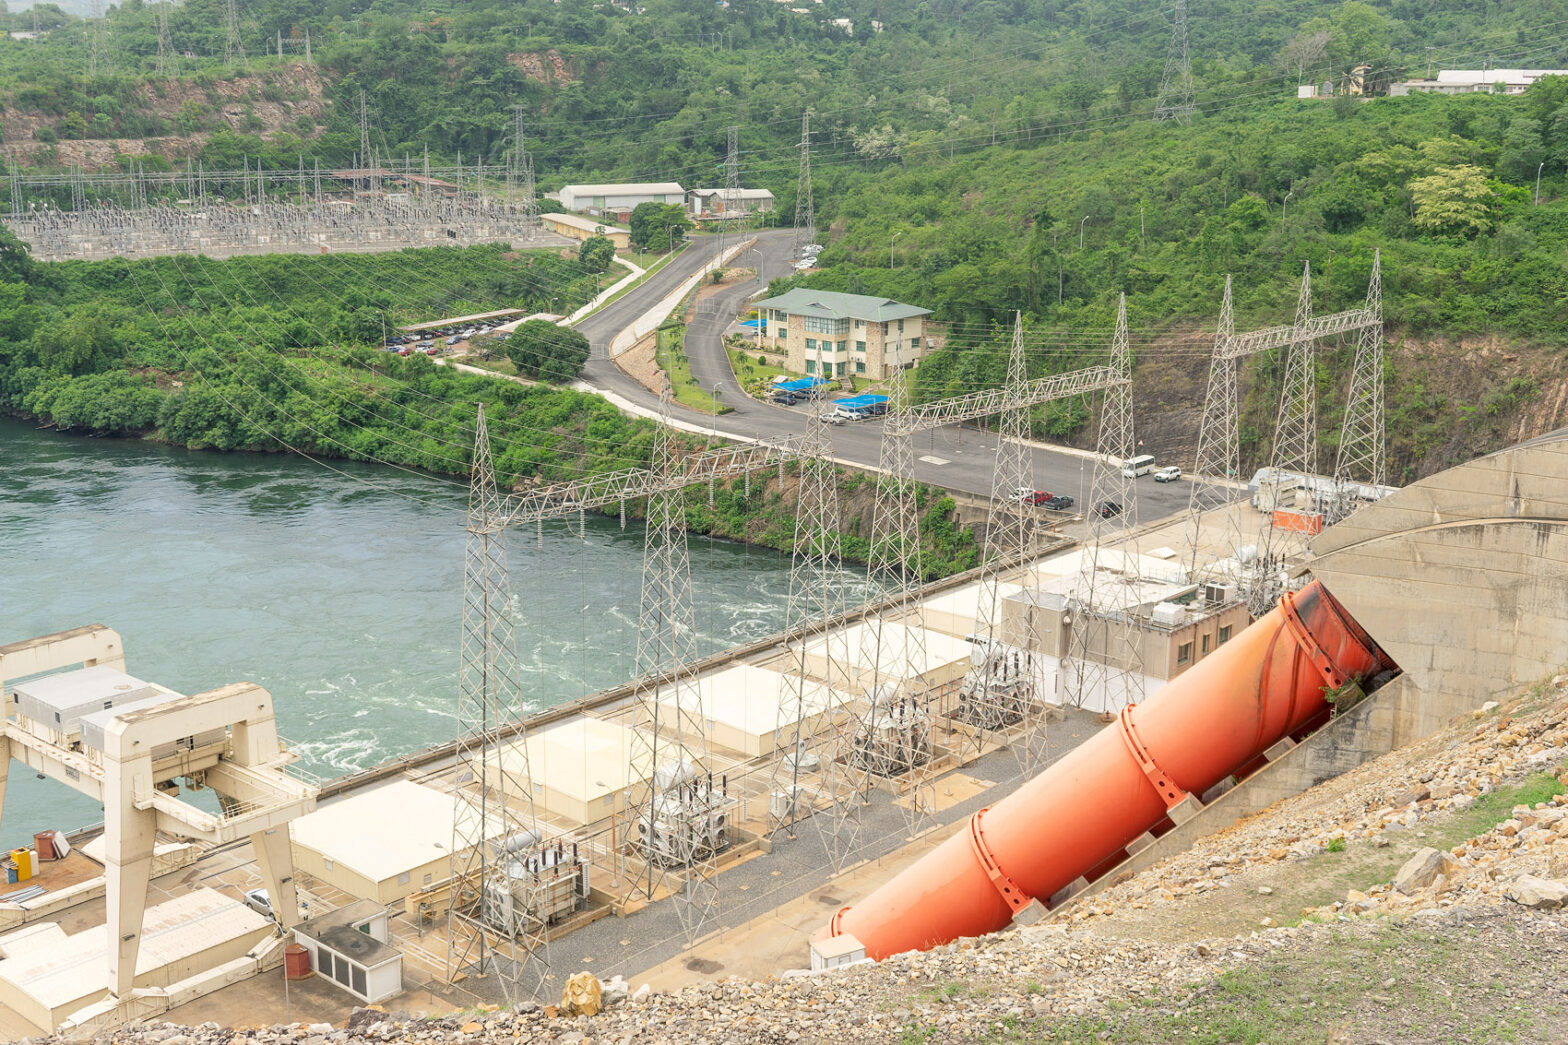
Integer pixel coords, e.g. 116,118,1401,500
1278,31,1330,83
504,319,590,382
1409,164,1493,237
627,202,690,251
578,234,616,272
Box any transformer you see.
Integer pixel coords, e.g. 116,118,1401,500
954,642,1035,733
851,687,931,778
481,834,591,936
634,762,736,867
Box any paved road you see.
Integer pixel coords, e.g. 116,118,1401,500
574,231,1193,526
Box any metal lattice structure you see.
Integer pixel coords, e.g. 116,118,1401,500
155,2,176,77
793,112,815,260
770,385,862,870
1153,0,1195,123
447,405,551,1001
953,315,1047,773
717,125,742,256
618,390,722,944
1248,263,1319,617
88,0,108,77
1329,250,1386,523
1182,276,1241,581
224,0,245,71
857,342,936,836
1063,295,1146,714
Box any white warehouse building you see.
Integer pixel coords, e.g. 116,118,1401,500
558,182,686,216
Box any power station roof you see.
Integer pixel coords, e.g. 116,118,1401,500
667,663,850,737
290,780,487,884
561,182,685,197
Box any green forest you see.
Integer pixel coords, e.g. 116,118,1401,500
1,0,1566,483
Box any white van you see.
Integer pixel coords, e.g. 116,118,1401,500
1121,454,1157,478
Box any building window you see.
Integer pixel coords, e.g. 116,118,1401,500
910,337,920,350
856,361,866,373
423,873,433,885
805,337,817,352
1218,625,1232,645
855,340,866,352
855,319,864,328
324,859,334,871
837,340,847,354
898,319,905,332
1177,642,1193,665
398,871,410,885
805,359,816,374
804,316,848,335
603,793,615,807
1201,634,1210,655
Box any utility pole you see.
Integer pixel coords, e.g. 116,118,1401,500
793,111,815,260
722,124,741,255
1153,0,1195,123
358,90,372,194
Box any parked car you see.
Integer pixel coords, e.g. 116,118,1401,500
1008,487,1035,502
1044,494,1075,510
1094,501,1123,518
424,345,440,355
1022,490,1053,506
1154,466,1182,483
244,888,274,920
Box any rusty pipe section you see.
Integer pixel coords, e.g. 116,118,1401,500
823,580,1397,959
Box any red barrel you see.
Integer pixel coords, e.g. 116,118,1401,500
284,944,312,980
33,833,55,862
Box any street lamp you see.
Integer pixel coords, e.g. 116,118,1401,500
1281,190,1294,227
748,247,764,352
890,230,902,269
1078,215,1089,249
712,382,723,430
1535,161,1545,206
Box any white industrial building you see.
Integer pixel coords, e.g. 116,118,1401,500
1390,69,1568,96
496,717,693,826
289,780,488,905
558,182,685,216
659,663,852,758
686,187,776,219
793,619,972,700
290,900,401,1005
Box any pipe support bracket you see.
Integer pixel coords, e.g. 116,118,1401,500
967,809,1033,913
1117,706,1191,811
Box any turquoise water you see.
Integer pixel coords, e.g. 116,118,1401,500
0,418,838,847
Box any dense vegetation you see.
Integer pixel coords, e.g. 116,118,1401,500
3,0,1567,484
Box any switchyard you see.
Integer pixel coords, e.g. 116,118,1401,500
0,255,1411,1032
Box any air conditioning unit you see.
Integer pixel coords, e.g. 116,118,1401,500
1151,602,1186,627
1203,582,1234,605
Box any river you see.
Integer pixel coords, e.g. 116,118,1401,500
0,418,846,848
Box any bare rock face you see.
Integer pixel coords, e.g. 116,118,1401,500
1394,847,1457,894
1504,874,1568,910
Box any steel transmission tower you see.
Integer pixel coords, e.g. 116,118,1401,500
447,404,551,1001
793,112,815,260
620,389,720,945
770,384,862,871
1329,250,1385,522
1182,276,1241,580
155,2,176,77
858,340,936,838
1248,262,1318,617
1063,296,1146,714
224,0,245,71
956,314,1046,772
1153,0,1195,123
88,0,108,77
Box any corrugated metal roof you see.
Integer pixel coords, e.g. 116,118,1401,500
753,288,932,323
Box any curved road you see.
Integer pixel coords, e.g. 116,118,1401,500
574,230,1191,526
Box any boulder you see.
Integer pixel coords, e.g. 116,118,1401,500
1393,847,1457,894
562,970,603,1016
1505,875,1568,910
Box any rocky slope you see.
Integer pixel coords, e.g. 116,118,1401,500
34,676,1568,1045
